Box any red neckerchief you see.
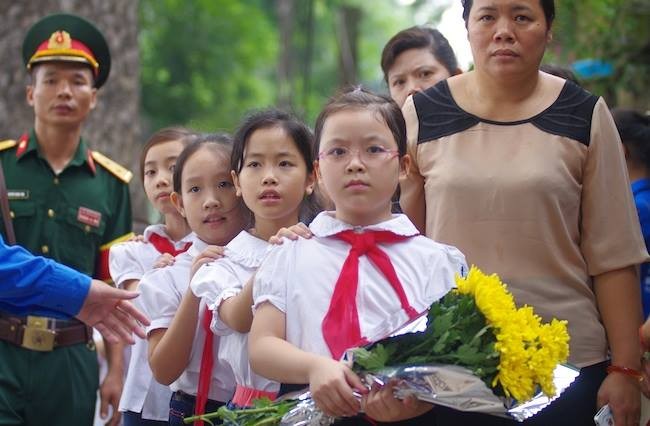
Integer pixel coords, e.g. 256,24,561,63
195,310,214,425
148,232,192,256
322,229,419,359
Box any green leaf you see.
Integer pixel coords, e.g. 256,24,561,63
352,344,394,371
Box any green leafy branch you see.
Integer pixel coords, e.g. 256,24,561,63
183,398,298,426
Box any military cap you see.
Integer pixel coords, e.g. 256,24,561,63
22,13,111,88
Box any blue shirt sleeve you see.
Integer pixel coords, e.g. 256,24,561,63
0,234,91,318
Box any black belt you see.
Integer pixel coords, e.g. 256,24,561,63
172,390,225,406
0,314,92,351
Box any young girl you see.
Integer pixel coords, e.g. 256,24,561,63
190,110,315,408
248,88,467,425
138,134,248,425
109,127,195,426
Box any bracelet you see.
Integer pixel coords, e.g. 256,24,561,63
606,365,644,382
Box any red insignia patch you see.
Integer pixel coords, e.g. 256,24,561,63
86,149,96,174
77,207,102,228
16,134,29,157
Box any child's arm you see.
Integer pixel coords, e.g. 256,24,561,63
148,286,199,385
121,279,139,292
249,302,366,417
217,277,254,333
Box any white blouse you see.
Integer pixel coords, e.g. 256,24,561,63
253,212,467,358
112,224,191,419
139,235,236,403
109,224,193,288
191,230,278,393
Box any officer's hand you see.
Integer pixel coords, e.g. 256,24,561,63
75,280,150,344
100,369,123,426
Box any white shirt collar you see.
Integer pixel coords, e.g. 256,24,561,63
144,224,193,247
309,211,420,238
186,233,209,257
224,230,270,268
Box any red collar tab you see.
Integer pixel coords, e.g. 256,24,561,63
15,134,29,158
86,149,96,174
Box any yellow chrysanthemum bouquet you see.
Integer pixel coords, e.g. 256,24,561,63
344,266,576,421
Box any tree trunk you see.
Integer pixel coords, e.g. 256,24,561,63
276,0,295,111
0,0,148,230
336,5,361,86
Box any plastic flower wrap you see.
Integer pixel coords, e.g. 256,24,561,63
189,266,576,425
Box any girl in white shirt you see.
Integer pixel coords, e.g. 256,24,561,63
249,88,467,425
190,110,316,408
109,128,195,426
138,134,248,425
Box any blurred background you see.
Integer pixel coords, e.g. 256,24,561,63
1,0,649,227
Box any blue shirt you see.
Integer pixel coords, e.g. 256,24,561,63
632,178,650,318
0,234,90,318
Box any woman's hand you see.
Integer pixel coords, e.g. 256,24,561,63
308,358,366,418
189,245,225,279
361,379,433,422
597,372,641,426
268,222,312,245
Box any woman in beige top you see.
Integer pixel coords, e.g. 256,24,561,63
400,0,647,425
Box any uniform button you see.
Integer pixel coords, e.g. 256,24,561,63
9,211,14,219
53,177,59,185
47,209,55,218
41,245,49,254
84,225,91,233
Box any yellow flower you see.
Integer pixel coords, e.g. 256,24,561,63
456,267,570,401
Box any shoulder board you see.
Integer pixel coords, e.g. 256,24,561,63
0,140,17,152
91,151,133,184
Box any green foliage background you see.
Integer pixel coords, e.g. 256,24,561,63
140,0,650,136
547,0,650,107
139,0,419,134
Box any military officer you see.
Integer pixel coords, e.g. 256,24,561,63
0,13,134,426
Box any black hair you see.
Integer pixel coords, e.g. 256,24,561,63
461,0,555,28
313,86,407,158
231,109,321,223
612,108,650,170
381,26,459,84
540,64,580,85
231,109,314,175
172,132,233,193
139,127,197,183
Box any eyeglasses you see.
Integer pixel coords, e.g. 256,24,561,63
318,146,399,164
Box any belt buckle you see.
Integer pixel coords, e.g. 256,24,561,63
22,316,55,351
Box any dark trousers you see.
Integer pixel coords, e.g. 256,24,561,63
168,391,226,426
0,340,98,426
434,361,608,426
122,411,168,426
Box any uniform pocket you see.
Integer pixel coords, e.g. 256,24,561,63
55,206,107,274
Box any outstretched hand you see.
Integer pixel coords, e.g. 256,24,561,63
75,280,150,344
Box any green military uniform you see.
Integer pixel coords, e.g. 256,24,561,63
0,13,133,426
